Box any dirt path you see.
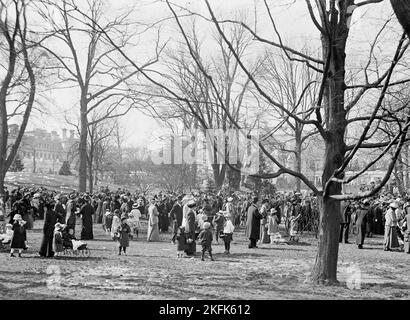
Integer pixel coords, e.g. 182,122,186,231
0,220,408,300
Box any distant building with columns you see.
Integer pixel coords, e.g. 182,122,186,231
8,124,78,174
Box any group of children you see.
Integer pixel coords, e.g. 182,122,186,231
104,203,142,255
175,210,235,261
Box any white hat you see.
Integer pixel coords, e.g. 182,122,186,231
13,214,23,221
389,201,400,209
227,197,233,202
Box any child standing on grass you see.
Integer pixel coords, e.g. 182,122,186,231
111,209,121,241
175,226,186,258
289,212,301,243
53,223,65,257
116,214,131,256
198,222,214,261
222,214,235,254
10,214,27,257
104,208,113,234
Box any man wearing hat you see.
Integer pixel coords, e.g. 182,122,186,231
355,199,369,249
246,196,263,249
169,195,183,244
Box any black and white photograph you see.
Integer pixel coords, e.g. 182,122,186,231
0,0,409,306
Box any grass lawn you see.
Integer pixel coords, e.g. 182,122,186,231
0,219,409,300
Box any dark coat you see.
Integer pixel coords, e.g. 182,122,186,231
39,208,63,257
199,229,213,248
169,203,183,227
185,209,196,235
117,223,131,247
80,203,95,240
176,231,186,251
246,203,263,240
43,208,64,236
355,207,368,245
11,222,26,249
54,202,66,221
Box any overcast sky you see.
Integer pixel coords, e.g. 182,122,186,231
24,0,398,149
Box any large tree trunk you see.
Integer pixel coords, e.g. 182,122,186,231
311,3,349,284
391,0,410,38
79,97,88,192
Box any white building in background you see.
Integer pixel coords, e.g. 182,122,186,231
9,124,78,174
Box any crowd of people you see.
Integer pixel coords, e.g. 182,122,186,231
0,185,409,259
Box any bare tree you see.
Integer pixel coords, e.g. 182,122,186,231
0,0,49,194
72,0,410,285
149,19,260,188
37,0,162,192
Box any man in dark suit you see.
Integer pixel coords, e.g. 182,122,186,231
355,200,369,249
246,196,263,248
339,200,351,243
170,195,183,243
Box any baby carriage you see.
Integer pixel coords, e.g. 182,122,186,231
61,229,91,258
63,239,91,258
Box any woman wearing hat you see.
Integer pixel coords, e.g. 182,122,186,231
267,208,280,244
184,200,197,256
129,203,142,239
10,214,27,257
79,196,95,240
384,201,400,251
147,198,160,242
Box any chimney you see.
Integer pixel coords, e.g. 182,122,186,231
70,130,75,139
62,128,67,140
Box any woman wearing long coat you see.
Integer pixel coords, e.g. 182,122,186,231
384,201,400,251
39,202,64,257
246,197,262,248
80,197,95,240
147,199,160,242
184,202,197,255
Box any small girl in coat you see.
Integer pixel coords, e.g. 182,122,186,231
176,226,186,258
53,223,65,257
222,214,235,254
116,215,131,255
111,209,121,241
10,214,27,257
104,209,114,233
